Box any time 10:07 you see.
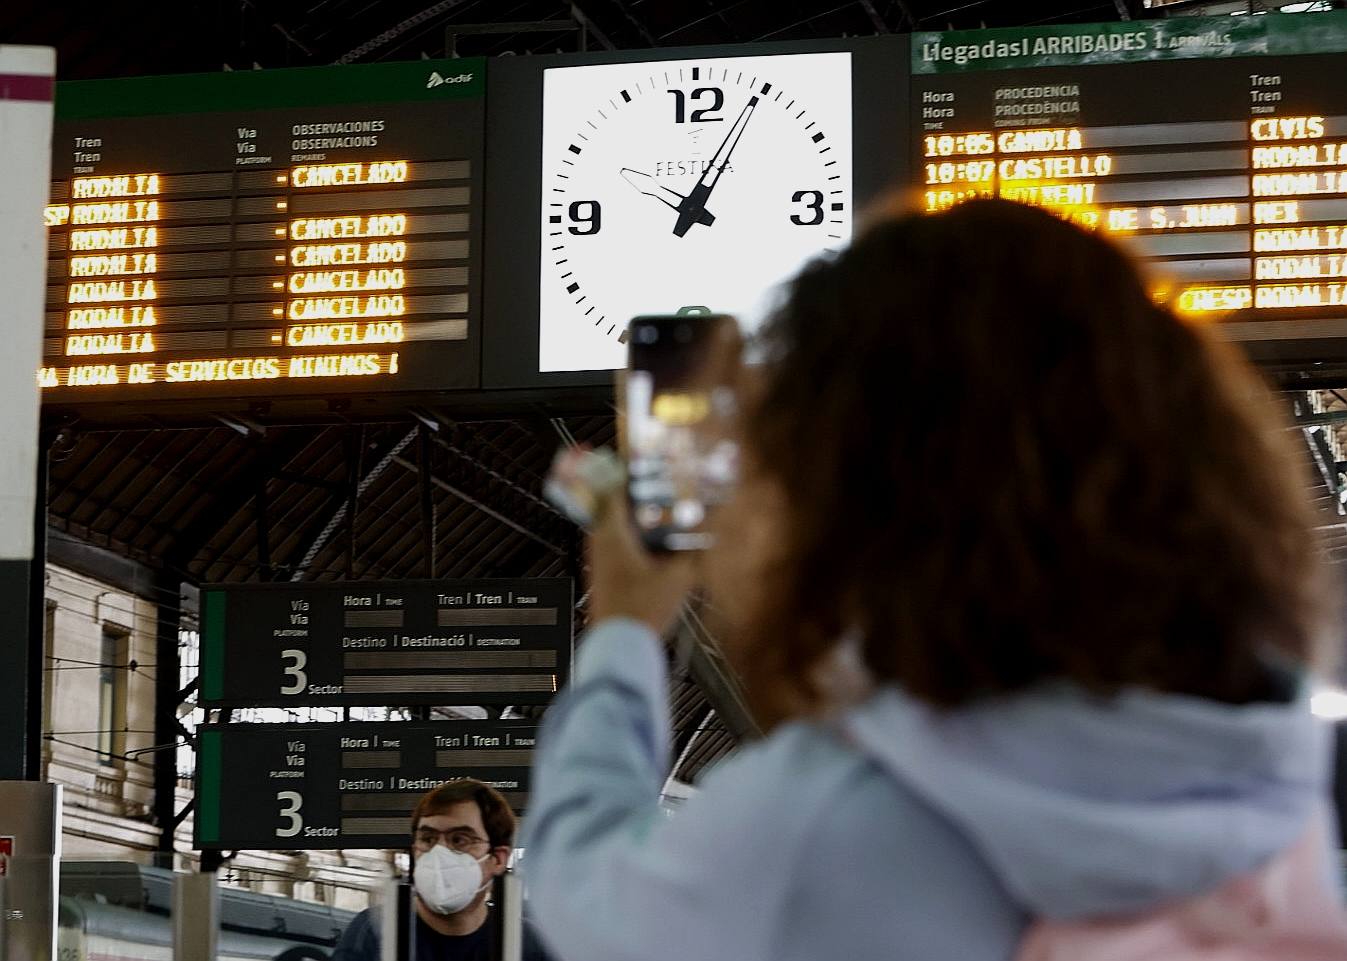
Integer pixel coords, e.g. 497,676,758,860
925,161,995,185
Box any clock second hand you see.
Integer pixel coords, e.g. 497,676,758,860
672,94,759,238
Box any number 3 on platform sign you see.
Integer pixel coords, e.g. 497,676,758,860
276,791,304,838
281,649,307,695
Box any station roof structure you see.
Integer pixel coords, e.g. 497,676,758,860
7,1,1341,80
11,0,1347,787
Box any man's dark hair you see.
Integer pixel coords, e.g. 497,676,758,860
411,778,517,849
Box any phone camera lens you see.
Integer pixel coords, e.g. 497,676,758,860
636,325,659,344
675,325,692,343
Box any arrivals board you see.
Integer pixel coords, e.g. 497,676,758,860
910,14,1347,360
41,60,485,405
195,721,535,850
199,578,572,708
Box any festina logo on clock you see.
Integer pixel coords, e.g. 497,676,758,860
539,52,854,372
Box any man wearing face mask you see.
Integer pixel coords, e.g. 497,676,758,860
334,779,544,961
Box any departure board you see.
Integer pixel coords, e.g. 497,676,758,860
40,60,485,404
196,721,535,850
911,13,1347,357
199,578,573,708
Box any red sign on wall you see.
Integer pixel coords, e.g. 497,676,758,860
0,835,12,877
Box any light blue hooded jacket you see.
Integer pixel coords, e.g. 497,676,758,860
520,619,1338,961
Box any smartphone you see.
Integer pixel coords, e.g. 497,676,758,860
624,313,742,552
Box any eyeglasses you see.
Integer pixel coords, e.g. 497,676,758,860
413,827,491,853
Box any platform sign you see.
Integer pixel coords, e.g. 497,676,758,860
195,721,535,850
910,11,1347,362
199,578,572,708
40,59,486,407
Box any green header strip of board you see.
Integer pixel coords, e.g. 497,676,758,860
198,730,222,845
911,11,1347,74
56,57,487,120
201,589,225,702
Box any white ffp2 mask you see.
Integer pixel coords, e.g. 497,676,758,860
413,845,492,915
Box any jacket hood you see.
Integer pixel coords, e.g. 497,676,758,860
841,680,1333,920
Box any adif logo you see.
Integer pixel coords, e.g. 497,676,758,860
427,71,474,89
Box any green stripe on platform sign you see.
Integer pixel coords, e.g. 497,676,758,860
911,11,1347,75
56,57,487,120
201,589,226,702
198,730,222,845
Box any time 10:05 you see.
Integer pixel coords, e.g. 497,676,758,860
924,133,996,157
925,161,995,185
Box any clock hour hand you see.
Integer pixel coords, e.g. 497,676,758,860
672,95,758,238
619,168,700,214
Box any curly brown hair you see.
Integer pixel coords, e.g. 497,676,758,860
739,198,1329,722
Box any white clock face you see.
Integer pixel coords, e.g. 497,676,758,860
539,52,854,372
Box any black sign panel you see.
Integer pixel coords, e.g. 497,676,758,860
200,579,572,708
42,59,486,408
196,721,535,850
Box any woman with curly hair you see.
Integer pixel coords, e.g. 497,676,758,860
522,199,1344,961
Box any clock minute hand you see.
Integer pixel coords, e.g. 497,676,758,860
672,95,759,238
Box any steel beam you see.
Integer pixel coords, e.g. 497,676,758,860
335,0,475,63
419,423,436,578
858,0,891,31
674,605,760,742
288,428,417,580
153,570,182,866
571,4,617,50
390,455,565,556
